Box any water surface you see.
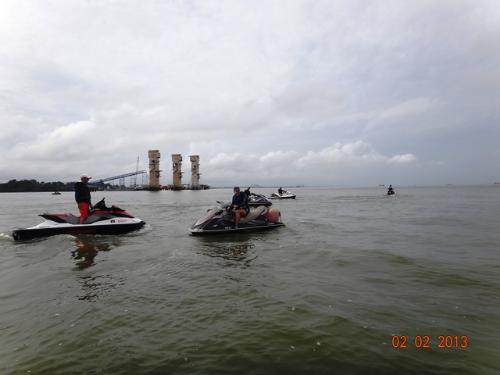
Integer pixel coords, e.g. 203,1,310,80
1,187,499,374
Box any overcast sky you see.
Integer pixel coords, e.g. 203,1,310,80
1,0,499,187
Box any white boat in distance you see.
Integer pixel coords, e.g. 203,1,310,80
270,190,296,199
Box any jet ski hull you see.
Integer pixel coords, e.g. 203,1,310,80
190,222,284,235
12,220,145,241
270,194,296,199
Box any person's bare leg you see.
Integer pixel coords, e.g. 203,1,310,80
236,209,247,227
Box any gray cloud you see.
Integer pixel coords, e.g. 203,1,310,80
0,0,499,185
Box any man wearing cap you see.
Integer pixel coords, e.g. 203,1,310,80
75,174,92,224
230,186,248,228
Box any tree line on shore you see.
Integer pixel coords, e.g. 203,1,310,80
0,179,75,192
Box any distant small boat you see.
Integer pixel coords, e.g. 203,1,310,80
52,192,61,195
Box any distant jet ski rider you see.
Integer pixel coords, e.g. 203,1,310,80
75,174,92,224
387,184,395,195
230,186,249,228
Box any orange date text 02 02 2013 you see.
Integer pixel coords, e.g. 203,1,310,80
391,335,469,350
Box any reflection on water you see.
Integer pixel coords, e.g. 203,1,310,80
196,235,257,265
71,236,124,301
72,240,99,269
71,236,120,270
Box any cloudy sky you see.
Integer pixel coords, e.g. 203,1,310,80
1,0,499,186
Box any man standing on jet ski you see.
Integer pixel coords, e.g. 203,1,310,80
278,187,284,195
230,186,249,228
75,174,92,224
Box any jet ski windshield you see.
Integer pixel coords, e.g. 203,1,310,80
247,192,272,206
194,206,223,227
92,198,127,213
93,198,108,210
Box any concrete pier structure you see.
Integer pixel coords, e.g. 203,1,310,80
148,150,161,189
172,154,183,189
190,155,200,189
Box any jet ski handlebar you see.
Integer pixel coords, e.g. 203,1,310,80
91,198,125,212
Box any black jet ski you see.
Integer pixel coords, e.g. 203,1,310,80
244,188,272,207
190,202,283,235
12,198,145,241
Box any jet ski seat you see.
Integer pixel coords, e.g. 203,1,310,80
40,213,80,224
39,213,114,225
240,206,266,224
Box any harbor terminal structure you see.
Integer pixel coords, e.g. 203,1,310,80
148,150,161,190
147,150,208,190
190,155,200,189
172,154,183,190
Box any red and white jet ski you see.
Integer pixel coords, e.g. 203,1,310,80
12,198,145,241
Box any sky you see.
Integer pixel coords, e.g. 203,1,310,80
0,0,499,187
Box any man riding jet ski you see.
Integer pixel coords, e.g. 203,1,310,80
270,187,296,199
231,186,249,229
12,198,145,241
387,185,395,196
190,201,283,235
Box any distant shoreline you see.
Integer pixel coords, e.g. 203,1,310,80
1,183,498,193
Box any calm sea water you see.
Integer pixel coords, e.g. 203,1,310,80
0,187,499,374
